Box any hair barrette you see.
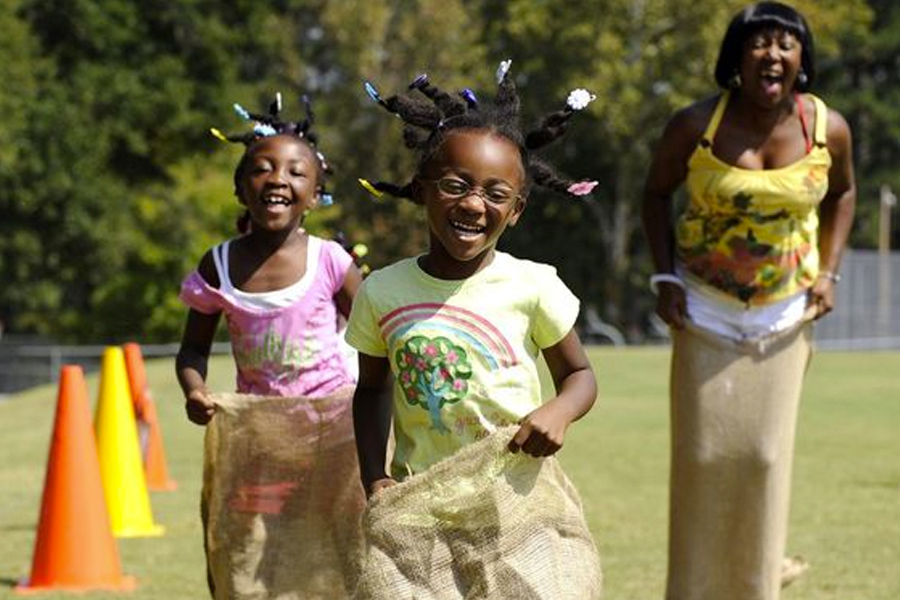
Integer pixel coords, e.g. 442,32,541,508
233,103,252,120
209,127,229,142
496,59,512,84
459,88,478,108
566,89,596,112
358,178,384,198
253,123,277,137
567,180,599,196
409,73,429,90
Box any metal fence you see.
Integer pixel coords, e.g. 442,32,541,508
813,250,900,350
0,340,230,396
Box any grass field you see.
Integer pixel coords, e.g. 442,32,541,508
1,347,898,599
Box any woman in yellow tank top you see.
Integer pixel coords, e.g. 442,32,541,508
642,3,855,600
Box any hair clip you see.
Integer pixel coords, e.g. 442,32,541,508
496,59,512,84
319,192,334,207
567,180,599,196
409,73,429,90
358,178,384,198
363,81,383,104
209,127,229,142
233,103,252,120
460,88,478,108
566,89,596,111
253,123,277,137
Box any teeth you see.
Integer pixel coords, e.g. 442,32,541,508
263,196,292,206
451,220,484,234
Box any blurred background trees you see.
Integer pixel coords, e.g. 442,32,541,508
1,0,892,343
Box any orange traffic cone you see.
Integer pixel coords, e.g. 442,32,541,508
123,342,176,491
95,347,164,537
16,365,136,593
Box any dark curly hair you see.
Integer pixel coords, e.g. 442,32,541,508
361,62,597,203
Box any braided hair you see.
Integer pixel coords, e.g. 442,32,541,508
210,93,334,232
359,61,598,203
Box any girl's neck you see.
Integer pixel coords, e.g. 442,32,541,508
244,226,306,255
419,248,496,281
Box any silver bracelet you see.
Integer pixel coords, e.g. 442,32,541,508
818,270,842,283
649,273,685,295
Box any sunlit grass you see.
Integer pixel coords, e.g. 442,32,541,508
1,347,897,599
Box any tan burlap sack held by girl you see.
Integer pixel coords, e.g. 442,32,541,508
667,320,813,600
354,427,602,600
202,388,365,600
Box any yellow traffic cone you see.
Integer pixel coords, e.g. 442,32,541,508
94,346,164,538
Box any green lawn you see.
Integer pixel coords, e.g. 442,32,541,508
1,347,898,599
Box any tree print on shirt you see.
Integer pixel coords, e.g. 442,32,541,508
395,335,473,433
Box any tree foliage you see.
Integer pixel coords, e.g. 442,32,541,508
0,0,889,343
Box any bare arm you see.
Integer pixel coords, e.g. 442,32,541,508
176,308,221,425
641,104,706,329
353,352,395,497
175,251,221,425
508,330,597,457
808,108,856,317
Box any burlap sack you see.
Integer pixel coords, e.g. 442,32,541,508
667,321,813,600
202,387,365,599
354,427,602,600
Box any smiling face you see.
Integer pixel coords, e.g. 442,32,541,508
739,26,803,107
236,135,320,232
416,129,526,279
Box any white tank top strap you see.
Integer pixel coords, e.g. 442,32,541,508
211,240,234,293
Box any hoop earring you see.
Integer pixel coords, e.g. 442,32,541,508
727,72,742,90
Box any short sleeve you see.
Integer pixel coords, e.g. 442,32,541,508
530,265,580,348
344,279,388,357
321,239,354,296
178,271,225,315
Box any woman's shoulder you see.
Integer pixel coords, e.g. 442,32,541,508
657,94,721,152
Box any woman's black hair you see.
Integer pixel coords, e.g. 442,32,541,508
714,2,816,92
360,62,597,203
211,94,334,232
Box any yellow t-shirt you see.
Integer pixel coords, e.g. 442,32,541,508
345,252,580,478
677,91,832,305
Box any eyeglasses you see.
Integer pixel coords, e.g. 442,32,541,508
424,177,521,206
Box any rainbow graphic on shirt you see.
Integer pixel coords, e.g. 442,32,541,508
379,303,518,370
380,303,518,433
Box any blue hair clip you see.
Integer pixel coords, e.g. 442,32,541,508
319,192,334,207
253,123,277,137
233,103,251,120
363,81,382,104
460,88,478,108
409,73,428,90
496,59,512,84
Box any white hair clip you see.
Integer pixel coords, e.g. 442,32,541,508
566,89,596,111
496,59,512,84
253,123,277,137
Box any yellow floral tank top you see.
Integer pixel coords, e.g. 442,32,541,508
677,91,831,305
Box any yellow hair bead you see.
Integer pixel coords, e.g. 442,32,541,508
358,178,384,198
209,127,228,142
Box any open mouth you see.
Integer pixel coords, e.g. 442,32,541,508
760,72,784,95
262,194,295,207
450,219,486,238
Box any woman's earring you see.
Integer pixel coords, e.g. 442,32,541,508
797,70,808,87
728,72,742,90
